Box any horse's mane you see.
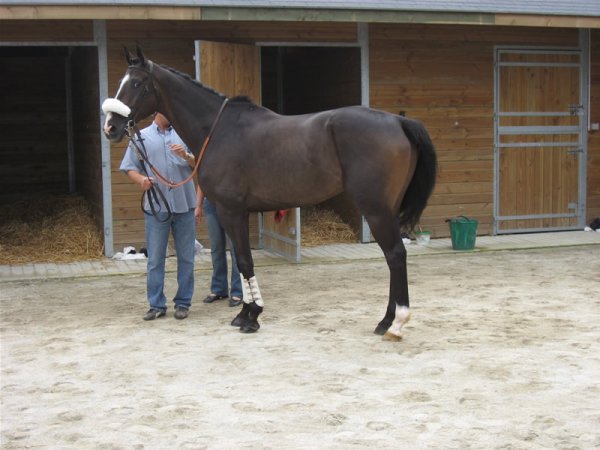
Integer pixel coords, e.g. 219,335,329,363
231,95,253,104
158,63,256,106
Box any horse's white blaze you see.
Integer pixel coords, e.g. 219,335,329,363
241,275,264,307
115,74,129,98
103,112,113,131
387,306,410,338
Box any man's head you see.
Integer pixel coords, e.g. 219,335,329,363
154,113,171,130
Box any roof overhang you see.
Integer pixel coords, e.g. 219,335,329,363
0,5,598,28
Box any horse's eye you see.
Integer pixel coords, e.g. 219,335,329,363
133,81,141,88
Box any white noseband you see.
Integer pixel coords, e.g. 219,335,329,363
102,98,131,117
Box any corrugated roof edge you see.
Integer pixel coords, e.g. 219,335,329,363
1,0,599,17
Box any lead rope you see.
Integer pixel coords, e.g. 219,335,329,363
125,98,229,221
128,127,173,222
128,98,229,190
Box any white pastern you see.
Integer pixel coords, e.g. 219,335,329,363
387,306,410,338
240,275,264,307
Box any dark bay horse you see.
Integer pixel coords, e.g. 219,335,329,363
103,47,437,340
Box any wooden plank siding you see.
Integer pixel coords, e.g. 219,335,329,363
106,20,357,44
369,23,579,237
0,20,93,42
588,29,600,226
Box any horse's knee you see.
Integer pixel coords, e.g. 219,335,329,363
385,244,407,270
237,259,255,279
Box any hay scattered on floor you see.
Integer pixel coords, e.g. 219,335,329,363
301,207,357,247
0,194,104,265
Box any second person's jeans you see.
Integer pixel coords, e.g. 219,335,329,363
203,198,242,299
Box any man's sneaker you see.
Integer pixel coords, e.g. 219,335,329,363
174,306,189,320
143,308,166,321
203,294,228,304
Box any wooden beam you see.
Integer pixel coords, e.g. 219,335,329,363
496,14,600,29
0,6,202,21
201,7,495,25
2,6,598,29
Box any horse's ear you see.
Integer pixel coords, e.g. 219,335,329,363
124,46,134,66
135,45,146,65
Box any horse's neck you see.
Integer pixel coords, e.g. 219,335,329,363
154,66,224,152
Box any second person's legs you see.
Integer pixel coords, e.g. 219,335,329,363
204,198,229,298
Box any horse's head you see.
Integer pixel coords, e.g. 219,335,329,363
102,46,158,142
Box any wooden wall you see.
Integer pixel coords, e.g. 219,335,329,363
71,46,103,232
2,18,596,256
369,23,580,237
588,29,600,225
0,20,93,42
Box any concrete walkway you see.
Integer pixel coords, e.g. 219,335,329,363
1,231,598,282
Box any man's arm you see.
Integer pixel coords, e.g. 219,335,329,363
126,170,153,192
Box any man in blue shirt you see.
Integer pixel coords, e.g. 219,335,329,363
120,113,197,320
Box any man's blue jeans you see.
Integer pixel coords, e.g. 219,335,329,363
144,209,195,311
203,198,242,299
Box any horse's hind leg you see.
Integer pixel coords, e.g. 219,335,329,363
217,207,263,333
364,213,411,341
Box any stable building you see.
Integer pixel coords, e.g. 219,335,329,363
1,1,599,260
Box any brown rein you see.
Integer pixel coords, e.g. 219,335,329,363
127,98,229,189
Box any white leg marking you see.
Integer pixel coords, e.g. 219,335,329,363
240,275,264,307
240,274,250,304
386,306,410,338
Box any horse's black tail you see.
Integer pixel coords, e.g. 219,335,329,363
397,117,437,232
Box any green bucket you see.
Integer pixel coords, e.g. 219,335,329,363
448,216,478,250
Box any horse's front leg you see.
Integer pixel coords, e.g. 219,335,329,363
216,206,263,333
235,275,264,333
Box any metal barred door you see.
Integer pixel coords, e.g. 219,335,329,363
494,48,586,233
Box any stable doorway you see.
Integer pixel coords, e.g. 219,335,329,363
494,47,587,233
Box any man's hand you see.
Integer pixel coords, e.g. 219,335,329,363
170,144,194,165
139,176,154,191
194,205,204,223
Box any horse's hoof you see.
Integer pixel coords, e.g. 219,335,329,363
240,321,260,333
231,315,246,327
382,331,402,342
373,323,390,335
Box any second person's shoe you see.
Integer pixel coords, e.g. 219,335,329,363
229,297,243,307
203,293,228,304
